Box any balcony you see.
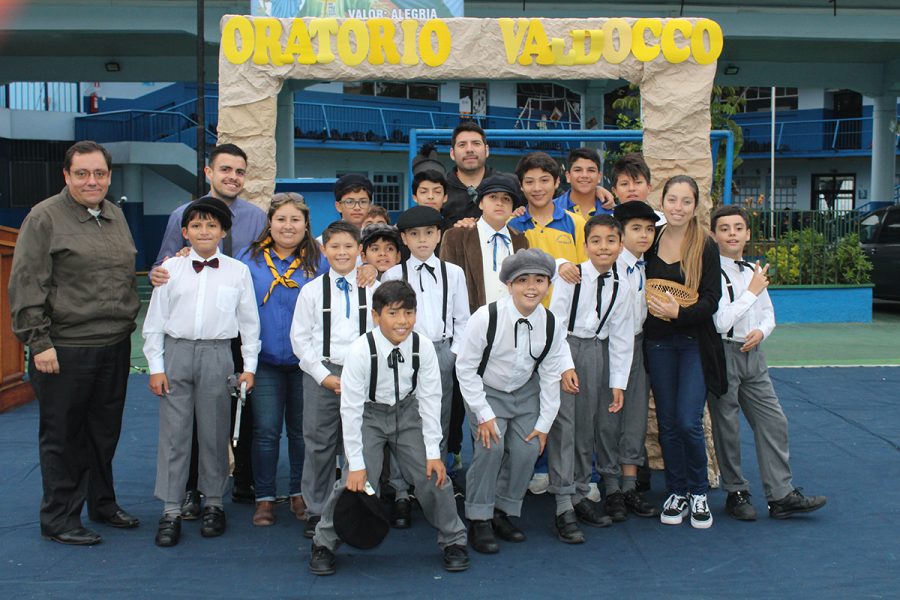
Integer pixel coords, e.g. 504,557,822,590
75,109,217,148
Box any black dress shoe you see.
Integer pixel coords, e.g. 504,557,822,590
554,510,585,544
43,527,102,546
155,516,182,547
391,498,411,529
468,520,499,554
309,543,336,576
231,481,255,504
200,506,226,537
574,499,612,527
604,491,628,522
726,490,757,521
768,488,827,519
181,490,202,520
624,489,659,518
491,510,525,543
442,544,471,572
304,515,321,539
94,509,140,529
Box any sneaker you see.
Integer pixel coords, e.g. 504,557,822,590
604,491,628,522
527,473,550,495
689,493,713,529
725,490,757,521
660,494,689,525
768,488,827,519
586,482,602,503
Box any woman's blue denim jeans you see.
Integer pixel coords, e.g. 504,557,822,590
645,335,709,496
251,361,304,500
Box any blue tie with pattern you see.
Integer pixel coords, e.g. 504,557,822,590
335,276,351,318
489,232,511,272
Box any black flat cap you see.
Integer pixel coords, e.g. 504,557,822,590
182,196,232,231
396,205,442,231
613,200,660,225
477,173,524,208
333,488,390,550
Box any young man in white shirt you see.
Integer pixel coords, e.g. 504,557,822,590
308,281,469,575
710,205,826,521
291,220,379,538
143,197,261,547
456,248,576,554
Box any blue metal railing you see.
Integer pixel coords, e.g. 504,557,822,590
75,110,216,148
737,115,896,154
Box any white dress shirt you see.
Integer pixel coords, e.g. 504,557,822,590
715,256,776,342
291,267,379,384
143,249,261,374
382,254,470,354
616,248,648,336
549,260,634,390
456,296,574,434
476,218,514,304
340,328,443,472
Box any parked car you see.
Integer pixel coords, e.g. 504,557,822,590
859,205,900,300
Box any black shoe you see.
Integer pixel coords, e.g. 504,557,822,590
42,527,102,546
391,498,411,529
442,544,470,572
304,515,321,539
554,510,585,544
200,506,226,537
491,510,525,543
181,490,202,520
573,499,612,527
309,543,336,576
726,491,758,521
155,515,182,547
768,489,827,519
623,489,659,518
231,481,255,505
468,520,499,554
92,508,140,529
604,491,628,522
635,479,651,493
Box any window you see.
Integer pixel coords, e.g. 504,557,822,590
516,83,581,127
742,87,799,112
859,210,884,244
372,172,403,212
459,83,487,117
812,174,855,211
735,176,762,207
343,81,439,102
773,176,798,209
879,209,900,244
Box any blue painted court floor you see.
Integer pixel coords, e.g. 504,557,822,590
1,367,898,599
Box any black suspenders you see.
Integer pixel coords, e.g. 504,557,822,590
366,332,420,402
567,263,619,335
477,302,555,377
721,269,735,340
322,273,368,360
401,259,449,337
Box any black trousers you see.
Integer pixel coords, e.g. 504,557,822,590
29,338,131,535
185,337,253,493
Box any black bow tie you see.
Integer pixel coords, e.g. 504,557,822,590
192,257,219,273
388,348,404,404
735,260,754,272
596,271,612,320
415,262,436,291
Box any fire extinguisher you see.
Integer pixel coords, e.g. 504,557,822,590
89,92,99,114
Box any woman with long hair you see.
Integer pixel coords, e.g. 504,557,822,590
643,175,726,529
239,192,326,526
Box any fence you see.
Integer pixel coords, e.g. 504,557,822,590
75,110,217,148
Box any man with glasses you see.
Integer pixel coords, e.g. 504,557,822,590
443,122,494,229
333,173,373,231
10,140,142,545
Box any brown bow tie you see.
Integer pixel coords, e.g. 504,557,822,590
192,257,220,273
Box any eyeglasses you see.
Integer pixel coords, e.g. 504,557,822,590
339,199,371,208
69,169,110,182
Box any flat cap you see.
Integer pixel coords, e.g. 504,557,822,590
333,487,390,550
182,196,232,231
613,200,660,224
411,143,446,176
499,248,556,284
360,223,401,250
477,173,524,208
396,205,442,231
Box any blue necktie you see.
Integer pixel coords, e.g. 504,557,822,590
335,276,351,319
489,232,511,272
627,260,647,291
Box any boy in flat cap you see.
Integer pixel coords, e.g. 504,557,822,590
143,197,261,547
455,248,576,554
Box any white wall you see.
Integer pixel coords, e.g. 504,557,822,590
81,81,173,100
797,88,824,111
0,108,75,140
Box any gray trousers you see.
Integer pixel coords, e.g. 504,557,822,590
155,337,233,509
465,375,541,520
710,341,794,501
597,333,651,483
313,394,466,551
390,339,454,495
302,363,343,517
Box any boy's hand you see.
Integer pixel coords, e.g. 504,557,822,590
357,264,378,288
648,290,680,320
149,266,170,287
425,459,447,487
741,329,764,352
747,262,770,296
149,373,170,396
597,186,616,210
525,429,548,454
608,388,624,413
511,206,527,218
561,368,579,394
237,371,255,392
322,375,342,395
33,348,60,374
476,418,500,449
453,217,478,229
558,262,581,284
346,469,367,492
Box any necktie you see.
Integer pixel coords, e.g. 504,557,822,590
335,276,351,319
515,317,544,361
387,348,404,404
627,260,647,290
192,257,220,273
262,247,302,304
596,272,612,322
415,263,436,292
489,232,511,272
736,260,754,272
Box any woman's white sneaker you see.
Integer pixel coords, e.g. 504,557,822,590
689,493,713,529
660,494,689,525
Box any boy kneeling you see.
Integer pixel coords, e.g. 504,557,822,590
309,280,469,575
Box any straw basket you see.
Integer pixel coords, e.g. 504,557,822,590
646,279,698,321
